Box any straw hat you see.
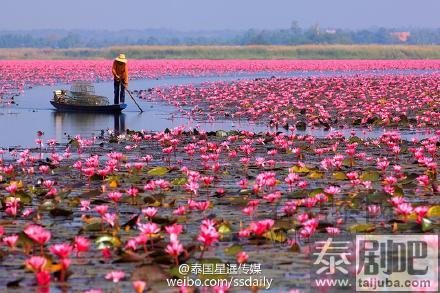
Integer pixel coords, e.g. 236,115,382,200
115,53,127,63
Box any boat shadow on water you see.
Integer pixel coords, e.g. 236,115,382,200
53,111,126,140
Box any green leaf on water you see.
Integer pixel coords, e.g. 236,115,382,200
96,235,121,249
263,228,287,243
393,186,405,197
348,223,376,233
128,174,143,184
366,192,388,202
49,207,73,218
427,205,440,217
308,171,324,179
360,171,380,182
10,191,32,205
239,189,251,195
309,188,324,197
147,166,169,176
421,218,433,232
218,223,232,234
171,177,187,186
290,165,310,173
80,189,102,198
224,244,242,256
349,136,364,143
169,266,184,279
332,172,348,180
342,158,354,167
83,217,102,232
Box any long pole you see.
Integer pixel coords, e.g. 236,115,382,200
125,89,144,113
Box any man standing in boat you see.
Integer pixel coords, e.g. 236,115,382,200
112,54,128,104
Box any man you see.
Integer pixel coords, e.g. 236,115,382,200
112,54,128,104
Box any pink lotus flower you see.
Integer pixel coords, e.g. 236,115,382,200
5,182,18,194
42,180,55,189
388,196,406,207
414,206,429,223
196,201,210,211
324,186,341,195
25,256,47,272
138,222,160,237
74,236,90,254
263,191,281,203
395,203,413,218
126,186,139,198
24,224,51,245
299,225,316,239
108,191,122,203
105,270,125,283
142,207,158,218
3,235,19,248
237,179,248,189
249,219,274,236
165,241,184,258
36,270,51,286
39,165,50,174
133,280,146,293
416,175,430,187
5,197,20,217
367,205,381,217
94,205,108,216
173,205,186,215
50,243,73,259
236,251,249,264
297,213,309,223
103,213,118,227
197,219,220,246
165,224,183,236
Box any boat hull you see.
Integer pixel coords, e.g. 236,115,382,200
50,101,127,113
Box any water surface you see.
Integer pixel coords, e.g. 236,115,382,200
0,69,435,147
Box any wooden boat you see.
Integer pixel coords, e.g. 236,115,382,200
50,101,127,113
51,81,127,113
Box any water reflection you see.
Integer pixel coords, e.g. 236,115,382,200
53,111,126,140
114,113,126,135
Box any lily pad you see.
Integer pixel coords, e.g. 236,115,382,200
332,172,348,180
224,244,243,256
218,223,232,234
360,171,380,182
263,228,287,242
308,171,324,179
148,166,169,176
290,165,310,173
96,235,122,249
427,205,440,217
348,223,375,233
49,207,73,217
171,177,187,186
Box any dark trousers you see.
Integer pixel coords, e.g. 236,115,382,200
114,80,125,104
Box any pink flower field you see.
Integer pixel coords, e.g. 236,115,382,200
1,59,439,97
0,59,438,292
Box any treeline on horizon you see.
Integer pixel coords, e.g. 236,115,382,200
0,23,439,48
2,45,440,60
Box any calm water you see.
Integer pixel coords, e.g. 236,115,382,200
0,69,436,147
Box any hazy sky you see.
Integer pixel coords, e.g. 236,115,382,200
2,0,439,31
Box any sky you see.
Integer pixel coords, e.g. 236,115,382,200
2,0,439,31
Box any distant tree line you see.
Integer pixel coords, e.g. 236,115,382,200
0,24,439,48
